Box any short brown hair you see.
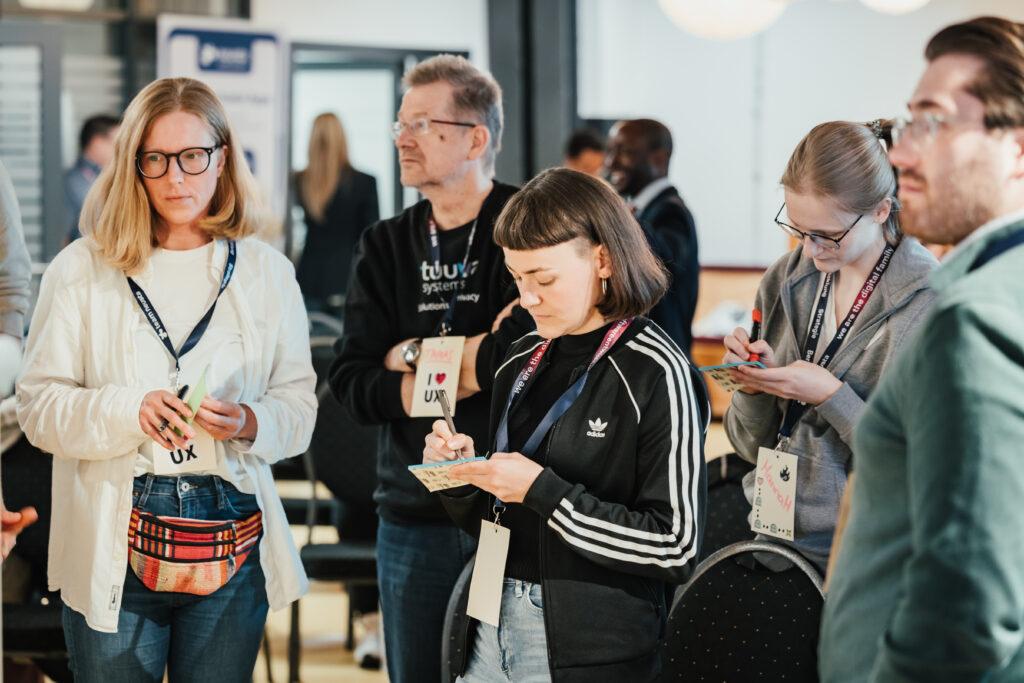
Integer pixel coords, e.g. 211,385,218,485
926,16,1024,129
403,54,503,173
781,120,902,245
493,168,668,320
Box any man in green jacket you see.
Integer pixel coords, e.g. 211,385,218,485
820,16,1024,682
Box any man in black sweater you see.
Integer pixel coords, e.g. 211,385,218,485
329,55,531,683
607,118,700,355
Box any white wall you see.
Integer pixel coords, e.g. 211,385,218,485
579,0,1024,266
251,0,488,67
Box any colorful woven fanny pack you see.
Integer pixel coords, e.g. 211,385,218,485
127,507,263,596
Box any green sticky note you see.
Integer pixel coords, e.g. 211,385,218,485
186,366,209,425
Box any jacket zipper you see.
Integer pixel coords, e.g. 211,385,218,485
538,362,584,676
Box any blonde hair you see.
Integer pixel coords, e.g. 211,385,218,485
299,112,351,222
403,54,503,174
80,77,264,273
781,120,902,245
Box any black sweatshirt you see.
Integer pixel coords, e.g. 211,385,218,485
329,181,534,524
502,323,614,582
442,319,710,682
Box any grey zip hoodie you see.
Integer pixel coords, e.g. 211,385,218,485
724,238,937,571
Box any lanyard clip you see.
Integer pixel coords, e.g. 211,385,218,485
775,436,791,452
492,499,505,526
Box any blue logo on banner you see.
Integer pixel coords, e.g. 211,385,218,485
168,28,277,74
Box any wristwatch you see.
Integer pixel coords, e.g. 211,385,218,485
401,338,423,369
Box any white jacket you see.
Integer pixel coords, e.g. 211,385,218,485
16,237,316,632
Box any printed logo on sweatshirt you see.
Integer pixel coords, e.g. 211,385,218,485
587,418,608,438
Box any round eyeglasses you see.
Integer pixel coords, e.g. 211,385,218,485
136,145,221,179
774,203,862,251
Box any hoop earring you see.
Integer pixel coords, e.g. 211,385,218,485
601,278,608,296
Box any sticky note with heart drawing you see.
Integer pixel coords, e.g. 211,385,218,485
411,336,466,418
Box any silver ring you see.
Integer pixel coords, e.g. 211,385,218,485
157,422,168,433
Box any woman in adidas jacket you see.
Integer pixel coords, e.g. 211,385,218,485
422,168,709,683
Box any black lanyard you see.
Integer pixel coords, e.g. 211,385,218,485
777,243,894,443
427,214,477,336
969,227,1024,272
127,240,237,389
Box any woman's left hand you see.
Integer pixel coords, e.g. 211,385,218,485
194,397,257,441
449,452,544,503
734,360,843,405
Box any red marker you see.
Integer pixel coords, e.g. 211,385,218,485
748,309,762,363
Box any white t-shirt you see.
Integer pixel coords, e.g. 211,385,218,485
133,241,253,491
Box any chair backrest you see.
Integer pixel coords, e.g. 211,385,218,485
441,559,475,683
308,311,344,339
700,453,755,561
663,540,824,682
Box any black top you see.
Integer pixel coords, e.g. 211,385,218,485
295,168,379,302
329,181,536,523
636,185,700,355
502,322,614,582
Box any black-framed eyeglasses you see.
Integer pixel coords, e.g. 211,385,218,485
390,117,478,140
135,145,221,179
774,203,863,251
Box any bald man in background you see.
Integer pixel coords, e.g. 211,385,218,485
607,118,699,354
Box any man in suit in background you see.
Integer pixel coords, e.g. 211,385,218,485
607,118,699,354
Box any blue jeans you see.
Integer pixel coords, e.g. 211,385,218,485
376,517,477,683
63,475,269,683
459,579,552,683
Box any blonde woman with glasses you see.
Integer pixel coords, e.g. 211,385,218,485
722,120,937,573
16,77,316,682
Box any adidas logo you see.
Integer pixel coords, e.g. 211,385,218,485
587,418,608,438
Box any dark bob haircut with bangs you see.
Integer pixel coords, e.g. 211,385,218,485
493,167,668,320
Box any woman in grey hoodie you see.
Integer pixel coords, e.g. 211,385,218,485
723,120,937,572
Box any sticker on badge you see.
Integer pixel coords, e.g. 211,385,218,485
699,361,766,392
467,519,510,627
152,426,217,475
750,446,798,541
410,336,465,418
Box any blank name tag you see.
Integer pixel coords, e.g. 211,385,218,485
467,520,510,627
411,336,465,418
750,446,798,541
151,427,218,475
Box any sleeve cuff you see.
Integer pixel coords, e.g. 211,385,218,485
121,386,152,441
522,467,575,521
0,311,23,339
230,400,272,455
815,382,864,444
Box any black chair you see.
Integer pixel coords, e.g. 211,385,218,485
662,540,824,682
700,452,756,561
287,371,380,682
441,559,475,683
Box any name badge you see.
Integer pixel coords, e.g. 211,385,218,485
151,427,218,476
467,519,510,627
750,446,797,541
410,336,465,418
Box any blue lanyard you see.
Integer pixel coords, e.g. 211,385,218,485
127,240,236,389
969,226,1024,272
777,243,894,443
427,214,477,336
